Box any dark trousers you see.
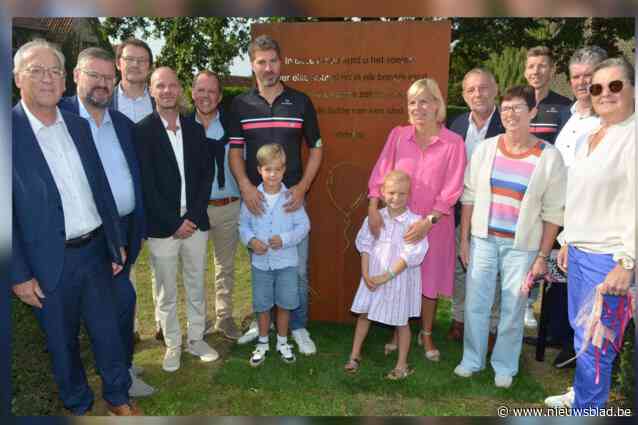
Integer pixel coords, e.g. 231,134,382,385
545,281,574,350
113,269,136,369
33,233,130,415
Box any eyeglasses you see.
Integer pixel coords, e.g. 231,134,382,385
500,104,528,114
121,56,149,65
80,69,116,84
22,65,65,80
589,80,625,96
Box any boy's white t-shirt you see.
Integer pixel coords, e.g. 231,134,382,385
263,190,282,209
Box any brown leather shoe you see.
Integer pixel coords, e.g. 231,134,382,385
106,401,143,416
487,332,497,354
447,320,464,341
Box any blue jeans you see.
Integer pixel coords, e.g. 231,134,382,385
289,234,309,330
460,235,537,377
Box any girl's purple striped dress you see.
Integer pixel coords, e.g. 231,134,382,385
351,208,429,326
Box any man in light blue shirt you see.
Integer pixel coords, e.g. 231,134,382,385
60,47,155,398
192,71,243,340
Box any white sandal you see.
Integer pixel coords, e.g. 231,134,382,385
418,330,440,362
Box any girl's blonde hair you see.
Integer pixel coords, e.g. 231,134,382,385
406,78,447,124
383,169,411,189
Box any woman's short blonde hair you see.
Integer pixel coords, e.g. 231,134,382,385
406,78,446,124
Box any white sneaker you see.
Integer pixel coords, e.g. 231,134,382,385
238,321,259,345
495,374,513,388
453,364,473,378
163,347,181,372
544,387,574,408
524,306,538,328
277,342,296,364
292,328,317,355
128,369,156,397
250,343,269,367
187,339,220,362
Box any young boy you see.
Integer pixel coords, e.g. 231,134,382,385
239,143,310,366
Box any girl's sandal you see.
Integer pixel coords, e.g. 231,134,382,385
386,366,414,380
344,358,361,374
418,330,441,362
384,343,398,356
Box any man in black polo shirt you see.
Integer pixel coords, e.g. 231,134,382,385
229,34,323,355
524,46,572,145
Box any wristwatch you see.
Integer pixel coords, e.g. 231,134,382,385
618,256,635,271
426,214,439,225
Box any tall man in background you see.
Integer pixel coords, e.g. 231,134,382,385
229,35,323,355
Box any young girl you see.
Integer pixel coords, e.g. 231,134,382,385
345,170,429,379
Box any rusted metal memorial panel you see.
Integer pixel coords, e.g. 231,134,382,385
251,21,452,322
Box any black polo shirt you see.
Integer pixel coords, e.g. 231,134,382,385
229,84,322,188
529,90,572,144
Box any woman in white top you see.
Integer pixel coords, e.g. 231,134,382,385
545,57,635,409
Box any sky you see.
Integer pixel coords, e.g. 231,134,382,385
145,33,252,76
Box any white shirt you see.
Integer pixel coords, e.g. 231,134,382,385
554,102,600,168
263,190,282,209
116,85,153,123
22,101,102,239
160,115,187,208
465,107,496,160
563,113,635,260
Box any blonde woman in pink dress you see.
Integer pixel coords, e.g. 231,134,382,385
345,171,429,379
367,79,466,361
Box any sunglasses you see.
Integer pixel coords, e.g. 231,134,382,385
589,80,624,96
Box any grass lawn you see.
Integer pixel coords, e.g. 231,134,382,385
11,240,631,415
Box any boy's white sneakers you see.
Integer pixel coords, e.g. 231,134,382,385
292,328,317,355
276,342,296,363
544,388,575,408
250,343,269,367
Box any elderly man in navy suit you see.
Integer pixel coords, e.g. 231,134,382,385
448,68,504,348
12,39,141,416
59,47,156,397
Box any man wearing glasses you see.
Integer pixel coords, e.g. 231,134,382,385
113,38,156,123
58,47,156,398
113,38,163,344
12,39,141,415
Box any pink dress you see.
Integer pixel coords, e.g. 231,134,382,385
368,125,466,298
351,208,429,326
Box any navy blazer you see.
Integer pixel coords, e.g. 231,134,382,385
12,102,124,292
58,96,146,270
448,108,505,141
134,112,213,238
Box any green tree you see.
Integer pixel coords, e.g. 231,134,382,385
99,17,252,89
483,46,527,96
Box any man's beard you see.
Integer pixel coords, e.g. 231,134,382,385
84,87,111,108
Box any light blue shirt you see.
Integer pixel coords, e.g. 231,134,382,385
239,183,310,271
79,100,135,217
196,111,240,200
116,85,153,123
22,101,102,239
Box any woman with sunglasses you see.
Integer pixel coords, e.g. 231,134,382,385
454,85,566,388
545,57,635,409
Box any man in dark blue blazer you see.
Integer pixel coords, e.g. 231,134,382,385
12,40,140,416
58,47,155,397
447,68,504,348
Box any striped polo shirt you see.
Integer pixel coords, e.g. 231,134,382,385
488,137,546,238
228,84,322,188
529,90,571,144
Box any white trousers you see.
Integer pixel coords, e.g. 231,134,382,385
147,228,208,349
